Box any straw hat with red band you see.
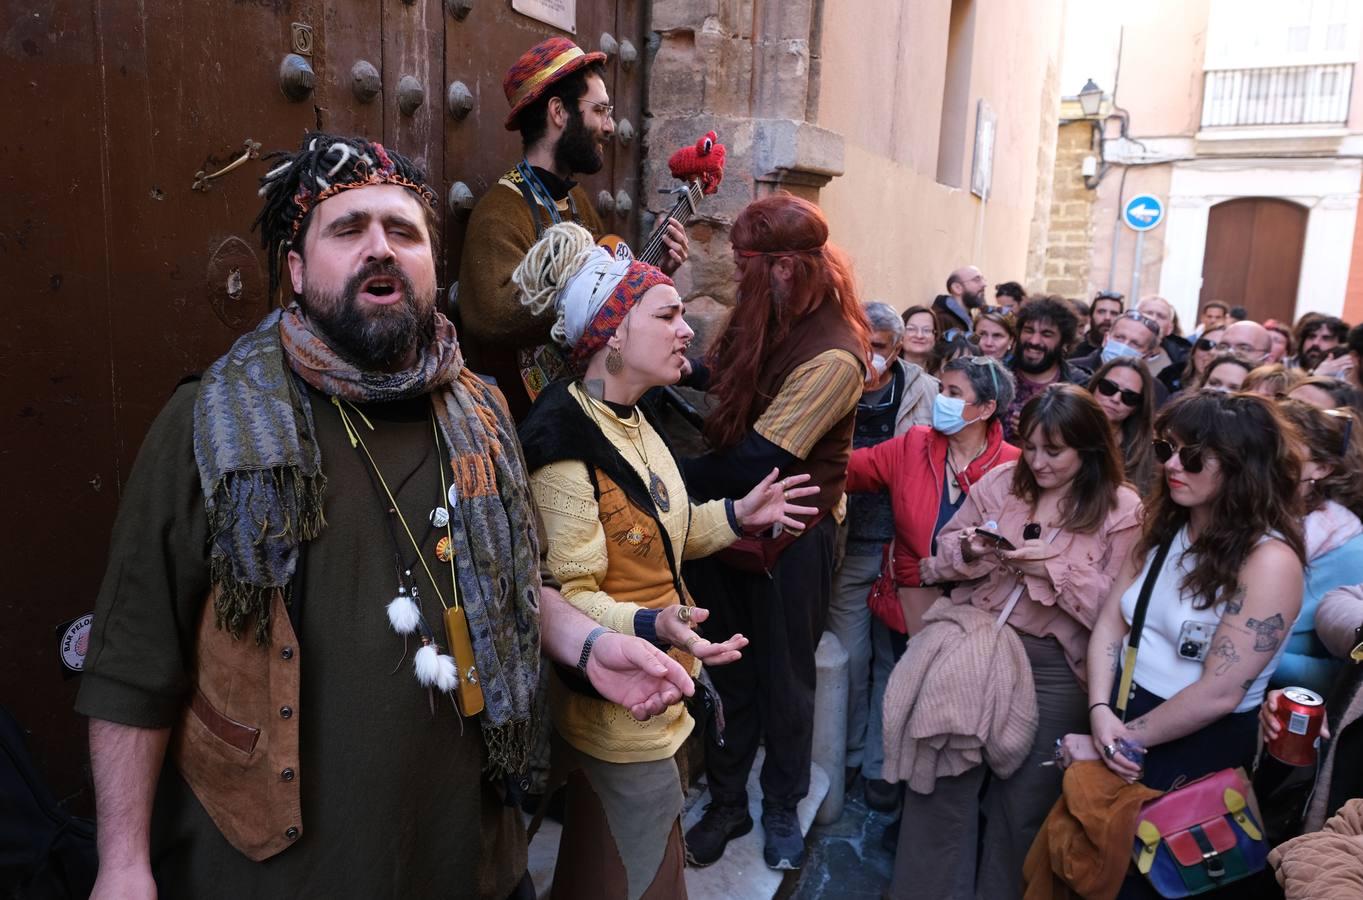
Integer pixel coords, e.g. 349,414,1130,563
503,37,608,130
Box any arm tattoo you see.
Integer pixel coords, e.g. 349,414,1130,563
1128,717,1147,732
1241,678,1254,691
1212,636,1241,675
1223,585,1247,616
1107,640,1122,671
1246,613,1286,653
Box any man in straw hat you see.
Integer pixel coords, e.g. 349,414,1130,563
458,36,689,419
77,133,694,899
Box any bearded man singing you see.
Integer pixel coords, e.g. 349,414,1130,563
76,134,694,900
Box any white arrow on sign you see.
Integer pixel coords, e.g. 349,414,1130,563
1128,203,1159,223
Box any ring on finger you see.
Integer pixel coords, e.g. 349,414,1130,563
1103,743,1117,759
677,605,693,624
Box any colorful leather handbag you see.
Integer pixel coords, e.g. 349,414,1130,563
1130,767,1268,897
1119,538,1269,897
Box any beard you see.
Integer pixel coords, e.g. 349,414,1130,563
963,288,985,310
553,109,605,176
300,260,435,371
1014,342,1062,375
1301,345,1328,370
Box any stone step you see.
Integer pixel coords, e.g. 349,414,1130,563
528,749,830,899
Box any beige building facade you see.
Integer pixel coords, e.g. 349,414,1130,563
644,0,1068,329
1041,0,1363,328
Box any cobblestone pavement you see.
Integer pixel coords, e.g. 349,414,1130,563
779,774,898,900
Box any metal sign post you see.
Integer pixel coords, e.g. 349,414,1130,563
1122,194,1164,301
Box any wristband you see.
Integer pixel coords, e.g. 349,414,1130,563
1089,701,1113,714
724,498,741,535
577,626,610,678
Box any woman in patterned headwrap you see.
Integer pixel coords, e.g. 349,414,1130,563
516,223,817,899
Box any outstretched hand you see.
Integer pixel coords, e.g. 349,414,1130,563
733,469,819,533
585,632,695,721
656,604,748,666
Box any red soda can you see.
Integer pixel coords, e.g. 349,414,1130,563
1268,687,1326,766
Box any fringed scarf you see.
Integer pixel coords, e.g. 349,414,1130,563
192,305,541,775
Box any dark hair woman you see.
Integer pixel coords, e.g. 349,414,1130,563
1289,374,1363,416
515,222,817,898
1268,401,1363,694
1197,353,1253,393
1088,357,1157,493
683,193,872,871
899,304,939,373
1084,392,1304,797
1160,325,1225,395
888,384,1141,899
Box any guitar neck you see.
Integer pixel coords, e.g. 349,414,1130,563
638,181,703,268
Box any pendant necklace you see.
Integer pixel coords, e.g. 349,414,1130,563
332,396,485,718
581,388,671,513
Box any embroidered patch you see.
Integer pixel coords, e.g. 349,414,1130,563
56,613,94,677
626,524,645,545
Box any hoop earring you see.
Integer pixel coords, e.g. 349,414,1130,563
606,347,624,375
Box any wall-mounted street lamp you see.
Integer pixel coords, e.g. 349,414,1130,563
1078,79,1104,117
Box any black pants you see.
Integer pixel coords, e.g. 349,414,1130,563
683,516,836,810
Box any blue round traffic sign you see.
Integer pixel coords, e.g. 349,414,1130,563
1123,194,1164,232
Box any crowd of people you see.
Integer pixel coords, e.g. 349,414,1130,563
71,33,1363,900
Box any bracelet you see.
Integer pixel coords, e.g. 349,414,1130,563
577,626,611,678
1089,702,1113,714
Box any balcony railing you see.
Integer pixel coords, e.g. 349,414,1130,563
1200,63,1354,128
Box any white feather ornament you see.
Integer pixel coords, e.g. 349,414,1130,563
387,588,421,635
413,643,440,686
434,654,459,692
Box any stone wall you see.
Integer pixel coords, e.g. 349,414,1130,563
1038,120,1097,297
644,0,844,351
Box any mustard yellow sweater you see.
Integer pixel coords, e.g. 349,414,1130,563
531,383,737,762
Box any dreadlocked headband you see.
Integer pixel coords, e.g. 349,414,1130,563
252,133,439,294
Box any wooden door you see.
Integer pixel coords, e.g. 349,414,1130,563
1,0,645,805
1199,197,1307,324
442,5,646,280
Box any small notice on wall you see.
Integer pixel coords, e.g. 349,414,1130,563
513,0,576,34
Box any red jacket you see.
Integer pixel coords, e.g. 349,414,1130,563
845,421,1019,586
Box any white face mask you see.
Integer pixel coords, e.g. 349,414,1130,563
870,353,890,377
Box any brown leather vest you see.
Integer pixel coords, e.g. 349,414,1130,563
750,299,865,516
168,588,302,861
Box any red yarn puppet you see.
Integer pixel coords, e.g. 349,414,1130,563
667,131,725,195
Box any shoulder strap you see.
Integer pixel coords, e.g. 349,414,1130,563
1115,536,1176,720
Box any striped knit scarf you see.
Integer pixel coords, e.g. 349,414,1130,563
192,305,541,774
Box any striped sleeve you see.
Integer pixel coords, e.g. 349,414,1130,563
754,349,864,459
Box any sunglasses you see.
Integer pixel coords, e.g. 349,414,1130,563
1096,378,1142,407
1195,338,1217,352
1153,439,1205,474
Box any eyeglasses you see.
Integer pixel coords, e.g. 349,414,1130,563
1214,341,1269,357
1096,378,1142,407
579,99,615,118
1323,407,1355,456
1153,439,1206,474
1095,291,1125,302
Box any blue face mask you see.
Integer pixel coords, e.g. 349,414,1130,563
932,393,981,435
1101,339,1143,365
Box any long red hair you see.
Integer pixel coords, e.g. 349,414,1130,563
705,194,870,448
